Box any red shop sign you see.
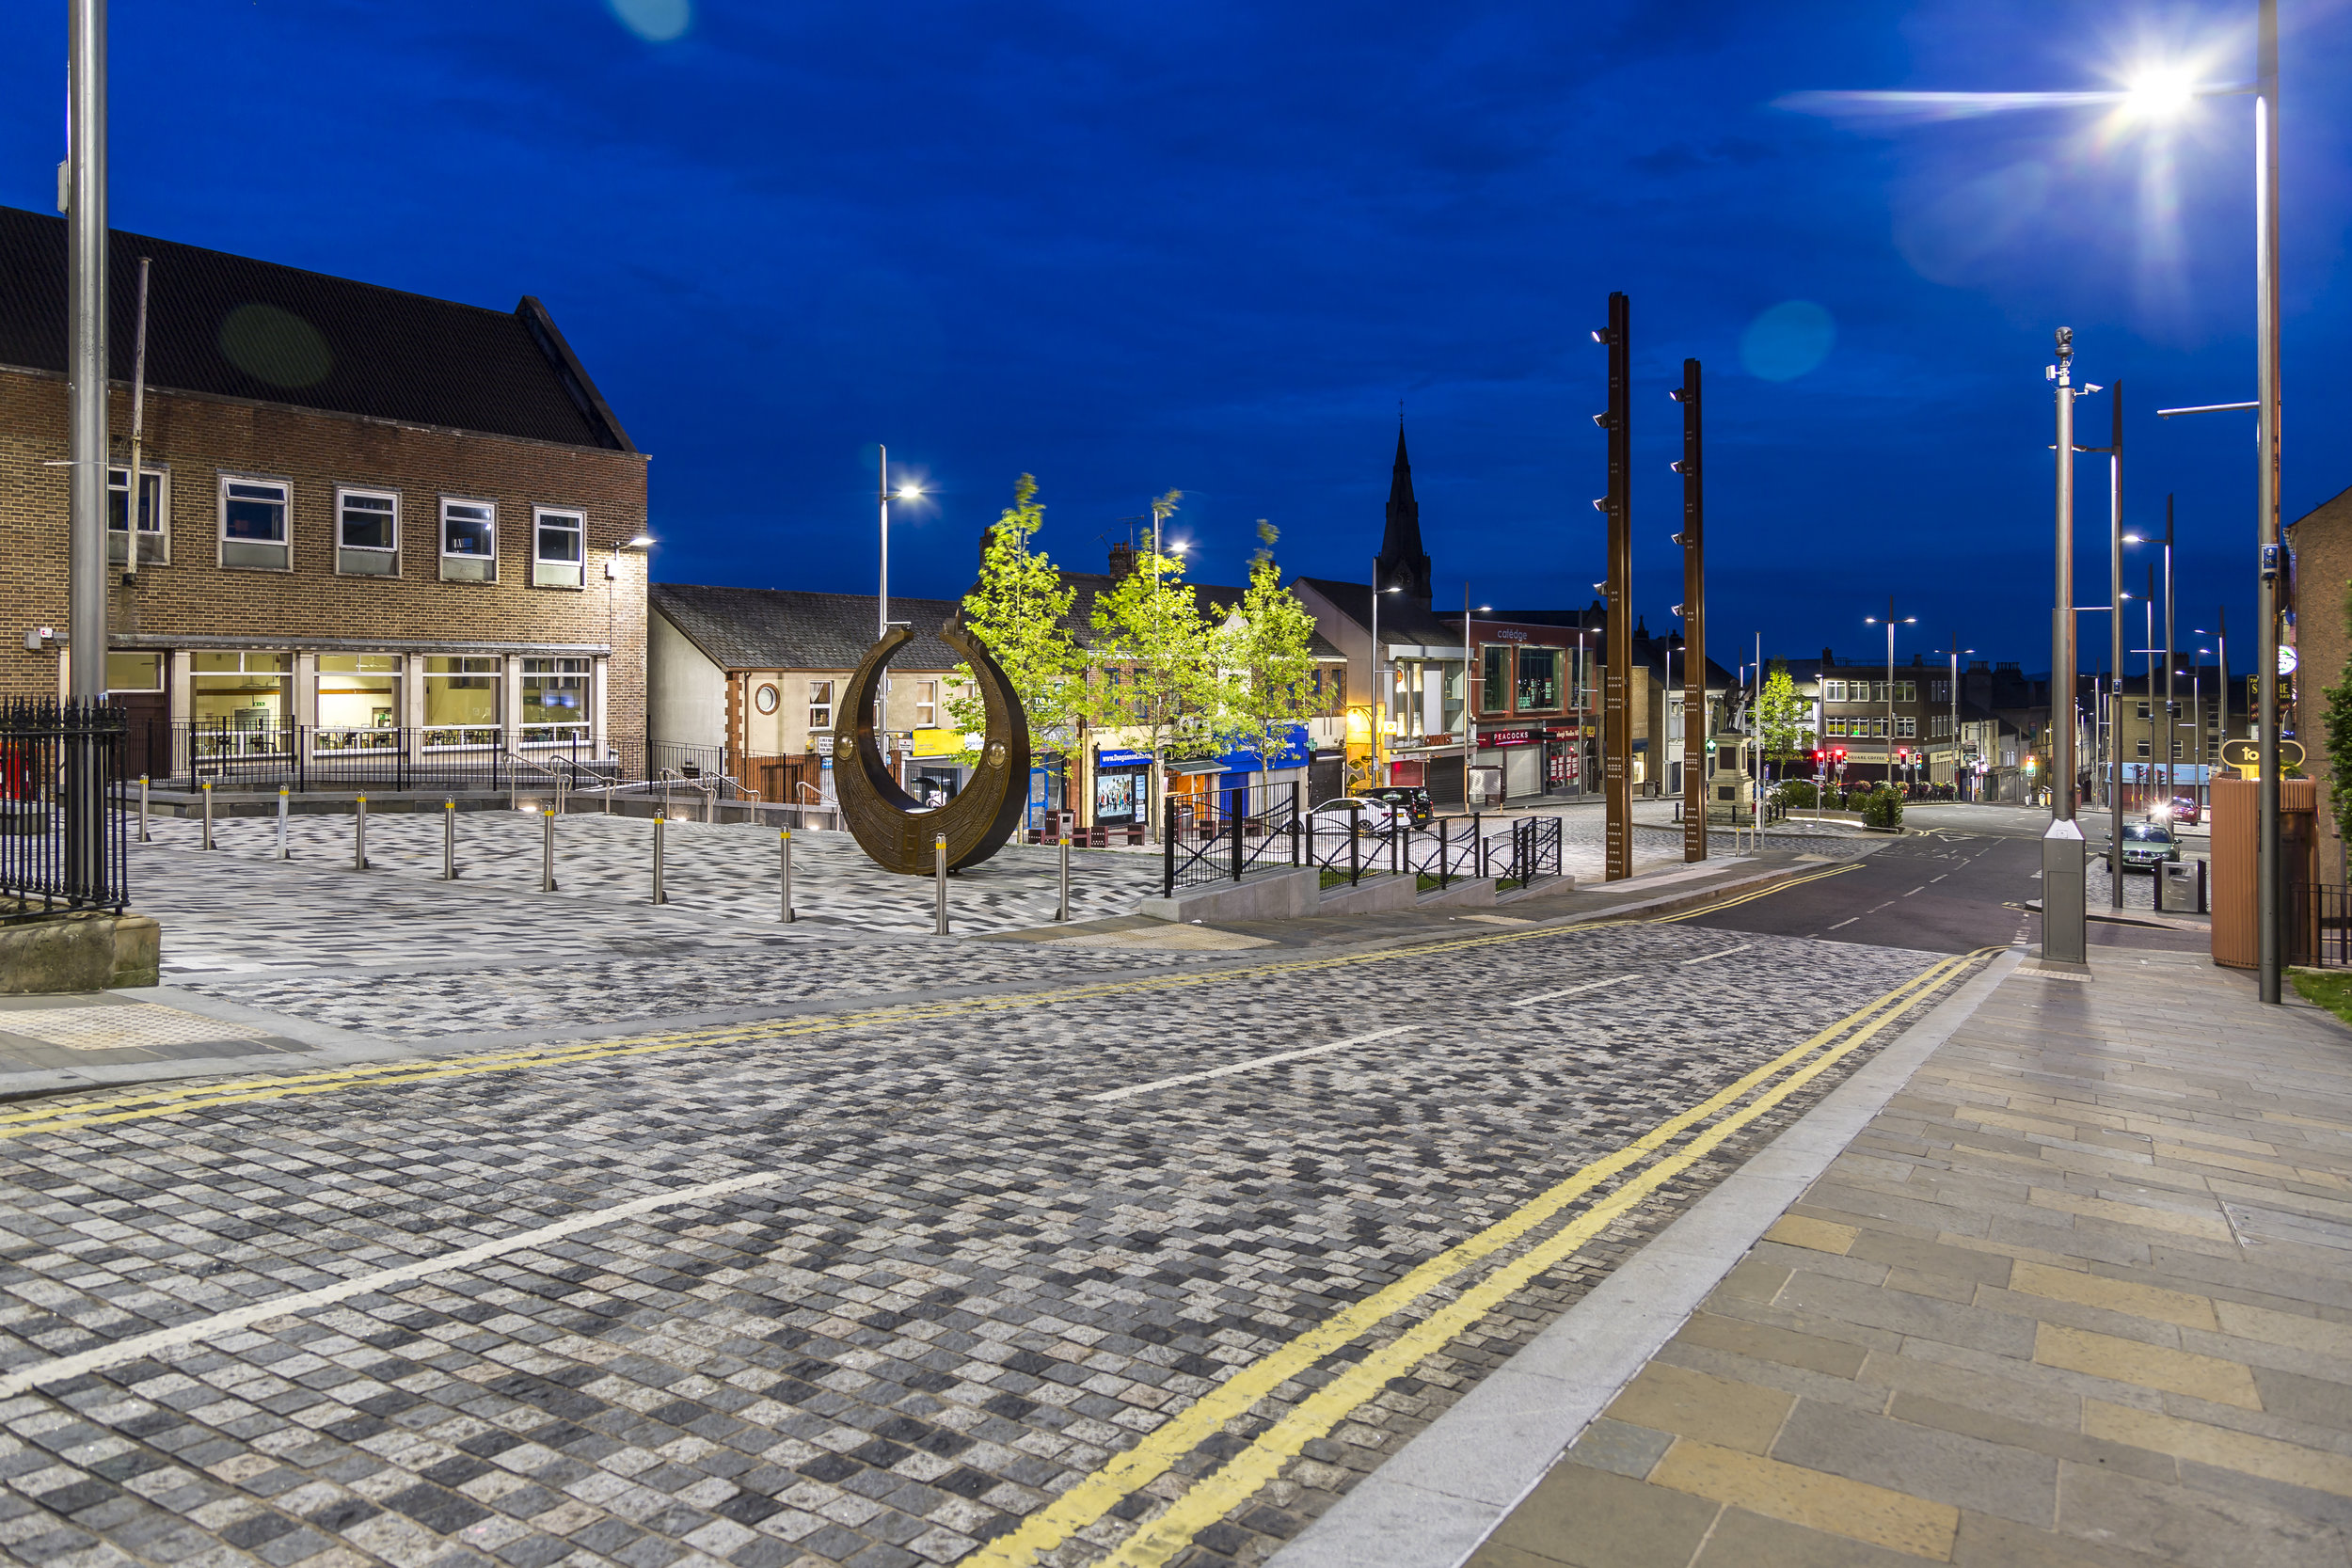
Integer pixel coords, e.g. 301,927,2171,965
1483,728,1537,747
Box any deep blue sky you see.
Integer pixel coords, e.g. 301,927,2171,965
7,0,2346,672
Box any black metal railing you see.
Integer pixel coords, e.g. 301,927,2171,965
3,700,127,922
1300,810,1564,892
2291,883,2351,969
1163,784,1301,895
147,722,601,791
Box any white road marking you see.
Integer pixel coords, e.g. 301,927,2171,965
1930,875,1947,883
1903,887,1925,896
1086,1026,1412,1102
1678,943,1753,966
0,1166,798,1400
1826,917,1859,930
1508,974,1636,1007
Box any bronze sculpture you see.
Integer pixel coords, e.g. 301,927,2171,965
831,599,1031,874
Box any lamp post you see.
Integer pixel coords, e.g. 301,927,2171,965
1934,642,1973,800
2042,327,2088,965
1368,569,1400,784
1463,594,1489,802
1863,600,1915,789
875,447,922,640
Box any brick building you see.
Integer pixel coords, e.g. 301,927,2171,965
0,207,649,778
2286,483,2352,878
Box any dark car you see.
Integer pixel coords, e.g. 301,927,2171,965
1365,785,1434,829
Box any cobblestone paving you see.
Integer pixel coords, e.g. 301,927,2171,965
0,911,1975,1568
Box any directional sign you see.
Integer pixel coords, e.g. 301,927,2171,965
2220,737,2304,774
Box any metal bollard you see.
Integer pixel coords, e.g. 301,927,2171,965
138,775,150,843
443,799,456,879
934,832,948,935
542,806,558,892
201,780,215,850
780,828,796,922
1054,834,1071,922
277,785,291,860
652,814,667,904
355,794,369,870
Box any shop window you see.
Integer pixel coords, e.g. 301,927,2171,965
521,657,591,743
440,498,497,582
316,655,403,749
220,476,291,570
533,508,584,589
1516,648,1560,712
108,467,168,565
190,650,294,728
808,681,834,733
423,656,502,747
1482,644,1509,713
105,652,163,692
337,489,399,577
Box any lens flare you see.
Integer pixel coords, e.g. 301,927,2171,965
608,0,690,42
1740,301,1836,382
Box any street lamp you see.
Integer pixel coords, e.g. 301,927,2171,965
1369,573,1401,781
1932,643,1973,800
1863,600,1916,790
876,447,922,640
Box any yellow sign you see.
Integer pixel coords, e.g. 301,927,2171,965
2219,738,2303,776
911,727,969,759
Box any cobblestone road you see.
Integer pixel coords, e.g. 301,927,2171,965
0,863,1989,1568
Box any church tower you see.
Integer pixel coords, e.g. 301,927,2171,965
1377,425,1433,607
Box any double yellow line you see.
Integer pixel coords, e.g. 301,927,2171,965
0,861,1851,1142
967,943,1994,1568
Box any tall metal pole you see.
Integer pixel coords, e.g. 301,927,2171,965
2108,386,2125,903
877,443,891,640
1600,292,1632,880
2164,494,2177,815
1884,599,1896,787
1678,358,1705,863
2043,327,2088,963
68,0,107,703
1369,557,1383,784
2255,0,2283,1003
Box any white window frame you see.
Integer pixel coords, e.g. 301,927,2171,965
218,474,292,571
108,465,170,565
914,680,938,729
335,486,400,577
1823,680,1845,703
439,496,498,582
1896,715,1916,738
808,680,834,734
532,506,585,590
518,656,593,745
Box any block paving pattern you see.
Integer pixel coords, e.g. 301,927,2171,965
1475,950,2352,1568
0,918,1955,1568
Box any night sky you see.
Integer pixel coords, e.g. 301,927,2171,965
5,1,2346,673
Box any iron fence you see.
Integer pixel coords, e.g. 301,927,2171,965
1163,785,1301,895
2,700,127,922
1300,810,1563,891
148,721,603,791
2291,883,2352,969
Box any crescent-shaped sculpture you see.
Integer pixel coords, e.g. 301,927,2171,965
831,603,1032,875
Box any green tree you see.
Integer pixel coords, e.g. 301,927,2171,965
1086,491,1219,838
946,476,1084,762
1213,523,1322,814
2325,586,2352,846
1756,661,1811,768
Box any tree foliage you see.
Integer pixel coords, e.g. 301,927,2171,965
2325,585,2352,845
946,475,1084,761
1756,661,1811,763
1085,491,1221,833
1213,524,1323,807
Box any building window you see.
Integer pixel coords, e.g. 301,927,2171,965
2137,738,2150,758
1516,647,1560,712
337,488,399,577
532,508,584,590
315,655,403,745
808,680,834,734
1482,644,1510,714
1931,679,1949,702
914,680,938,729
108,467,168,565
754,683,780,716
105,652,163,692
440,498,497,582
423,656,502,747
1896,681,1917,703
2137,703,2151,720
220,476,291,570
521,657,591,743
1821,680,1842,703
190,651,294,727
1897,716,1916,738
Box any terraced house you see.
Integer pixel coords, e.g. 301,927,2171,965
0,206,650,780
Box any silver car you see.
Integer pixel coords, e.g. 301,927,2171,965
2117,822,2181,870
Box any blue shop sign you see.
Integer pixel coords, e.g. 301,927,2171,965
1095,749,1154,769
1217,724,1312,771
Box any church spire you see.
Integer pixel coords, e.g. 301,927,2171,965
1378,425,1433,606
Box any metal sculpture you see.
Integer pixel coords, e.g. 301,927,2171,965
832,602,1030,875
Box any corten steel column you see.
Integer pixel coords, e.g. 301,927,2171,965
2043,327,2088,964
1599,292,1632,880
2255,0,2282,1001
1677,358,1705,863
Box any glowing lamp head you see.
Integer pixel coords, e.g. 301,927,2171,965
2124,66,2196,120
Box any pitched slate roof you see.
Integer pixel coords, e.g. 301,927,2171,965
1061,572,1346,660
1292,577,1469,647
651,583,966,671
0,205,631,450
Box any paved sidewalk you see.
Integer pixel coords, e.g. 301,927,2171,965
1356,946,2352,1567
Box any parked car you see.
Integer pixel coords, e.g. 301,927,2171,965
2162,794,2201,827
1364,785,1435,829
2114,822,2182,870
1309,796,1406,834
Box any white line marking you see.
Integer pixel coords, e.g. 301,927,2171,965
1678,943,1753,966
0,1167,794,1400
1085,1026,1412,1102
1827,917,1859,930
1508,975,1635,1007
1930,875,1947,882
1903,887,1925,896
